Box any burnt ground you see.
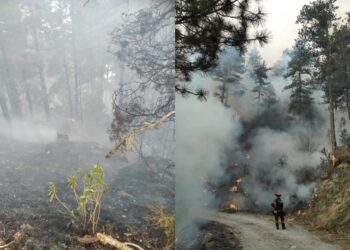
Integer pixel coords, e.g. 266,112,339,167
191,222,242,250
0,136,174,249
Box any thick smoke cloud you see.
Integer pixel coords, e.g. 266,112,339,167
241,125,326,210
225,52,331,210
175,94,242,232
176,49,334,233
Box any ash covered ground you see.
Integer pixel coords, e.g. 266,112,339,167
0,135,174,249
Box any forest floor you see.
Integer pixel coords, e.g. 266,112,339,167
196,210,342,250
0,136,174,249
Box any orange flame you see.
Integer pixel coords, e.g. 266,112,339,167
287,210,306,222
230,177,242,193
287,189,318,222
331,154,336,168
228,203,238,211
230,185,238,193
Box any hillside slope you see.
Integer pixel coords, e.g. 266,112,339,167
297,145,350,247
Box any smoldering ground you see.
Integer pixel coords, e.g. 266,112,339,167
0,0,174,248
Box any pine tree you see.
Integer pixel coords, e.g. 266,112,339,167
284,41,314,121
296,0,339,152
212,47,246,106
249,50,276,108
330,13,350,120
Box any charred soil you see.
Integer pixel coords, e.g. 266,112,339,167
0,136,174,249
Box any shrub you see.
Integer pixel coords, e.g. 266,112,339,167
49,164,108,234
145,204,174,250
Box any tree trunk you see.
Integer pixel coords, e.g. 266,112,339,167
0,87,10,121
20,69,33,117
63,52,74,118
298,71,302,115
32,28,50,120
25,87,33,117
346,90,350,121
0,38,22,118
328,79,337,152
70,0,81,120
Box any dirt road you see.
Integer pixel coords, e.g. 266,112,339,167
202,211,341,250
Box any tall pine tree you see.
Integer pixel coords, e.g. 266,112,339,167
330,13,350,120
249,49,276,108
296,0,339,152
284,41,315,121
212,47,246,106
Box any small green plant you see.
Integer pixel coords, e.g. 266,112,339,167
145,204,174,250
49,164,108,234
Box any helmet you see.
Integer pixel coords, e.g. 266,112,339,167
275,192,282,197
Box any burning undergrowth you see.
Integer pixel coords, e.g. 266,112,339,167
176,85,332,249
186,106,326,213
209,77,331,214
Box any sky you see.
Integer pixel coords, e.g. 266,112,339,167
257,0,350,66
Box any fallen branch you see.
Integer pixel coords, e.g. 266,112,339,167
77,233,145,250
97,233,145,250
77,235,99,244
0,224,32,249
0,241,14,249
106,110,175,158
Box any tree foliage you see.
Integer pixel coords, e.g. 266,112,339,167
284,41,315,120
330,13,350,120
212,47,246,106
175,0,269,81
108,0,175,152
296,0,339,151
249,49,276,108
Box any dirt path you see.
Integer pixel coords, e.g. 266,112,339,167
202,211,341,250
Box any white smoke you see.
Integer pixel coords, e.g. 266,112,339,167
175,93,242,233
0,119,57,143
242,125,326,209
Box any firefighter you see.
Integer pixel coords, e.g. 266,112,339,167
271,192,286,230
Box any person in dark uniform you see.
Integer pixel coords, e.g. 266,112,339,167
271,192,286,230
